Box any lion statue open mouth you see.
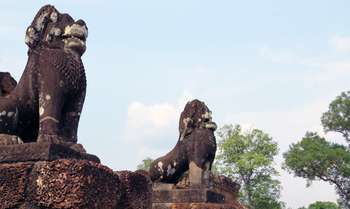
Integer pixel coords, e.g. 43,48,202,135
0,5,88,144
149,99,217,186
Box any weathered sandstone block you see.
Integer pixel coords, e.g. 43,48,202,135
0,159,121,209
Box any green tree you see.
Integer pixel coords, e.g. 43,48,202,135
298,201,341,209
136,157,153,171
284,91,350,208
321,91,350,143
215,124,284,209
284,133,350,208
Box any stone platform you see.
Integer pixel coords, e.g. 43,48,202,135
115,170,152,209
152,173,246,209
0,142,100,163
153,203,245,209
152,186,245,209
0,142,152,209
153,187,225,203
0,159,120,209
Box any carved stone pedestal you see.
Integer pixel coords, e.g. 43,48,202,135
153,203,246,209
153,187,225,204
152,173,246,209
0,158,120,209
152,187,245,209
115,170,152,209
0,143,152,209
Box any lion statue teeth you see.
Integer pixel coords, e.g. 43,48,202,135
149,99,217,186
0,5,88,144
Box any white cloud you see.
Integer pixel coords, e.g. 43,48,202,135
126,102,178,137
125,90,193,140
330,35,350,52
123,91,193,162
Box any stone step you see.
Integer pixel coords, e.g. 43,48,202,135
152,203,246,209
153,188,225,203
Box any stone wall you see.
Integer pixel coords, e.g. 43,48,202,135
0,159,120,209
0,143,152,209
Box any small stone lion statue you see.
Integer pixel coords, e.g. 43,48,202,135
0,5,88,144
149,99,217,186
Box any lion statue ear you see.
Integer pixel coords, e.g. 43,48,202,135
25,5,58,49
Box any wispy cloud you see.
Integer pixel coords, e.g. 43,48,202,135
330,35,350,52
257,43,350,85
258,45,316,65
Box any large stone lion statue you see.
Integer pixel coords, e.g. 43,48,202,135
149,99,217,186
0,5,88,144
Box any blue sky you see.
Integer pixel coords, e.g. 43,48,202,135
1,1,350,208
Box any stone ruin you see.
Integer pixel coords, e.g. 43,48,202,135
0,5,245,209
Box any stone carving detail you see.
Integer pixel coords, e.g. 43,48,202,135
0,5,88,143
0,72,17,97
115,170,153,209
149,99,217,186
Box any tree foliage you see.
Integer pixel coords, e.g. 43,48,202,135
284,132,350,207
136,157,153,171
321,91,350,143
284,91,350,208
298,201,341,209
215,124,284,209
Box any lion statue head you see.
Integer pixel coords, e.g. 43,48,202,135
178,99,217,141
25,5,88,56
